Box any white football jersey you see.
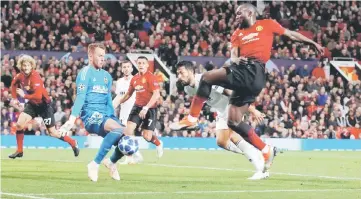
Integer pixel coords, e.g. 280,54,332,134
184,74,229,118
116,76,136,125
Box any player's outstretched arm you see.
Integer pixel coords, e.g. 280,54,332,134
61,69,89,131
112,94,122,109
117,91,133,106
117,76,136,106
283,29,324,55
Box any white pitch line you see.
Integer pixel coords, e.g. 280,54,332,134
1,192,54,199
144,163,361,181
3,159,360,181
28,188,361,196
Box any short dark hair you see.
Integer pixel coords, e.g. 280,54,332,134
175,60,194,73
120,60,132,66
137,56,148,61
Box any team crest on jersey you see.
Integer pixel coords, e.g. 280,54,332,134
104,77,108,84
256,26,263,31
142,77,146,84
86,111,103,125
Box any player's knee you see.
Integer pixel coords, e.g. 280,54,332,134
16,123,25,131
48,128,60,138
216,137,227,148
202,71,212,82
142,131,152,141
227,119,240,131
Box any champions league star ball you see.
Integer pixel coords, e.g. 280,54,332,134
118,136,139,156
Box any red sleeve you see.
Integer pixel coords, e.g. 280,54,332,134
231,29,241,48
10,74,21,99
148,74,160,92
24,73,44,100
269,19,286,35
127,76,135,94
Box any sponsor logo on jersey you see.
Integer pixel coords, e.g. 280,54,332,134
92,85,108,93
242,32,260,44
135,85,144,92
86,111,103,125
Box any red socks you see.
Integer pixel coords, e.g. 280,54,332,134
16,130,24,152
189,96,207,118
150,135,161,146
247,128,266,151
61,136,76,148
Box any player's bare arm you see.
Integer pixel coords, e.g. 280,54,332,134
248,104,265,125
223,89,233,97
117,90,133,106
139,89,160,119
112,94,123,109
283,29,324,55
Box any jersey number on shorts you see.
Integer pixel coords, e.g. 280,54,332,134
148,119,153,126
44,118,52,125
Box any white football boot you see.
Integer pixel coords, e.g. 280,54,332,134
103,158,120,181
87,161,99,182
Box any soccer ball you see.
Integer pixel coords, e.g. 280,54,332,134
118,136,139,156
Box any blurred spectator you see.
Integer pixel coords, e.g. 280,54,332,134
1,1,361,139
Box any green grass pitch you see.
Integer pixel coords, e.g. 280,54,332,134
1,149,361,199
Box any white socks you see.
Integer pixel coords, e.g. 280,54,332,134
225,140,243,154
236,139,264,172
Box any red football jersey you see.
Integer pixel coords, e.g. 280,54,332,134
231,19,286,63
11,71,50,105
128,71,159,108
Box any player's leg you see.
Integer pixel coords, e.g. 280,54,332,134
142,108,163,158
216,129,243,153
47,127,79,156
215,116,242,154
171,67,231,130
227,103,276,172
88,117,124,182
229,131,267,180
120,106,143,164
8,111,33,159
41,104,79,157
227,62,276,171
119,121,141,165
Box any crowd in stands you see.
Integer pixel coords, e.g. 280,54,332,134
1,54,361,139
1,1,361,139
1,1,361,65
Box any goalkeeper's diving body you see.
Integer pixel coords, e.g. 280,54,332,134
60,43,125,182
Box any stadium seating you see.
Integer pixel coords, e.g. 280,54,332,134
1,1,361,139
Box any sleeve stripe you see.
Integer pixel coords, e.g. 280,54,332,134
81,67,89,81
